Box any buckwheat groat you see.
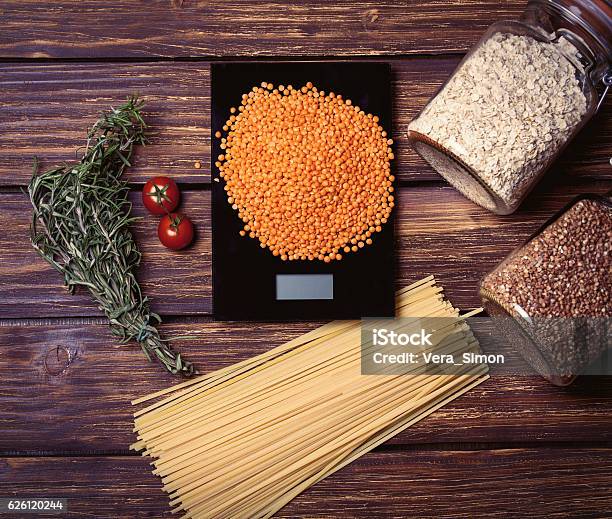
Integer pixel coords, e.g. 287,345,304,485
481,197,611,383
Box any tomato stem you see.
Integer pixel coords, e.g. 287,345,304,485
148,183,171,205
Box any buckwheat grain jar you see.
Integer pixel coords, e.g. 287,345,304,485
480,193,611,385
407,0,611,214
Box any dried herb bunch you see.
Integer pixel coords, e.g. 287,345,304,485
28,97,194,376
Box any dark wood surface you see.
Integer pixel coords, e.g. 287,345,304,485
1,318,611,454
1,450,611,518
2,182,610,318
1,1,611,517
1,61,609,187
1,1,524,58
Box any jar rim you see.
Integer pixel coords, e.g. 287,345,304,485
527,0,612,64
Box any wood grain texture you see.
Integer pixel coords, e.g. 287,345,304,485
0,190,211,318
1,317,610,453
1,61,609,187
0,62,211,186
1,450,611,518
2,181,610,319
0,1,525,59
1,2,610,514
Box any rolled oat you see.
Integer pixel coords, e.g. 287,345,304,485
408,32,589,213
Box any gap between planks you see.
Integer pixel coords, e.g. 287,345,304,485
3,440,612,459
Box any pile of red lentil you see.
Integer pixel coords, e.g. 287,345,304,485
215,82,395,262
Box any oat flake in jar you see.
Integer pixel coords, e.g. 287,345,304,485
407,0,612,215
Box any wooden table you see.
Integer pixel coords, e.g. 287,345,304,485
1,1,611,517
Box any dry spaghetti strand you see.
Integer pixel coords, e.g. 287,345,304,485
132,277,489,518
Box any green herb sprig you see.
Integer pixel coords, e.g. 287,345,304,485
28,96,194,376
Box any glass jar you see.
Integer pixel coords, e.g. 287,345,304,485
407,0,612,215
479,193,611,385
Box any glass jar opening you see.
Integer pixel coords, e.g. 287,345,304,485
525,0,612,83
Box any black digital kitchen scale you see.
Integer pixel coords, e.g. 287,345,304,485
212,62,395,321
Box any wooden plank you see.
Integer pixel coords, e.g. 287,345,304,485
396,180,612,309
1,61,609,187
2,181,610,319
1,318,611,453
1,450,610,517
0,1,525,59
0,62,211,186
0,189,211,318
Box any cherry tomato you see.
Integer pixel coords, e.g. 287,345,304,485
142,176,180,215
158,213,194,250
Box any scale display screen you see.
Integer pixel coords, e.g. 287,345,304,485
276,274,334,301
211,62,395,320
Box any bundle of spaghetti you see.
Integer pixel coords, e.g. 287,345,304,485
131,276,489,518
